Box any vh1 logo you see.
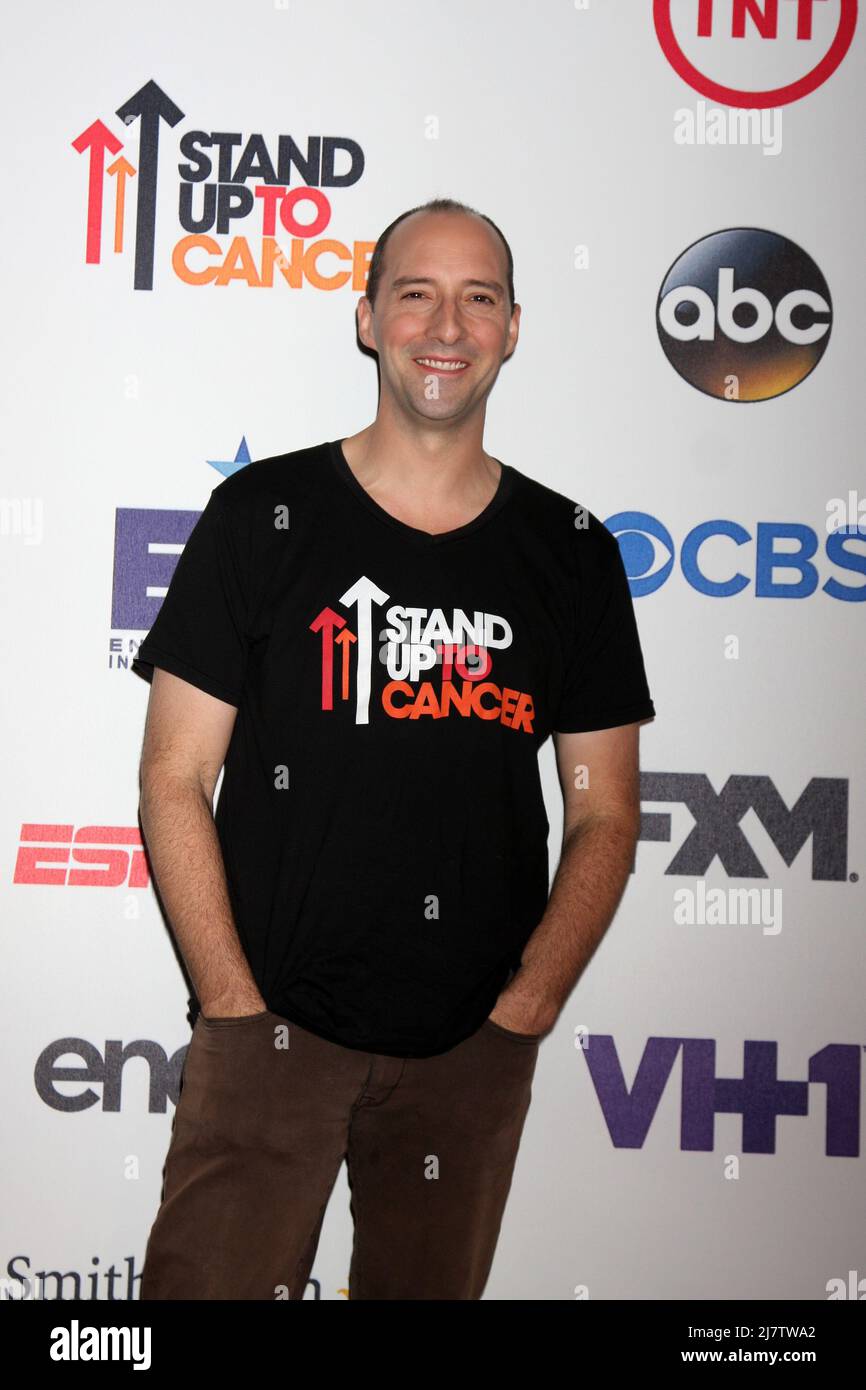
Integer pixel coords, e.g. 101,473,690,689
585,1037,860,1156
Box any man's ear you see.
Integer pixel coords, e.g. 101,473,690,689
503,302,521,362
356,295,375,352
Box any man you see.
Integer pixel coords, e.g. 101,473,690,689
133,196,656,1300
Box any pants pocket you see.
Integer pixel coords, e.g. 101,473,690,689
482,1018,542,1045
199,1008,276,1028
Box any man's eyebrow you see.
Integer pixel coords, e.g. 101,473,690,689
390,276,505,295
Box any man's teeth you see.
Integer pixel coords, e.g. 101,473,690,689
416,358,468,370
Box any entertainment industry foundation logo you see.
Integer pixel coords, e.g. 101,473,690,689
654,0,858,108
656,229,832,401
70,78,369,293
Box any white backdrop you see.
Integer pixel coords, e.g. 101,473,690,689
2,0,863,1301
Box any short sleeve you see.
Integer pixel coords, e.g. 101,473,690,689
554,522,656,734
132,492,249,706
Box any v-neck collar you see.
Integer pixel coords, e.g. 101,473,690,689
328,438,515,547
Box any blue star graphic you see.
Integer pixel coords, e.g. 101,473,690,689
207,436,252,478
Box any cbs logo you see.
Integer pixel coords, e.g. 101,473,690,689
656,228,832,401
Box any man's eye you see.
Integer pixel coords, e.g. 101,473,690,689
400,291,494,303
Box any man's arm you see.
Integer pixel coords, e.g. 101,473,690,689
489,721,644,1036
138,667,266,1018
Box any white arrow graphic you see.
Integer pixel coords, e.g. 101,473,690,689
339,575,390,724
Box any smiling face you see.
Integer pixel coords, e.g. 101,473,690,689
357,210,520,425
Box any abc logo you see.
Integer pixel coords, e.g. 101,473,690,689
656,228,832,402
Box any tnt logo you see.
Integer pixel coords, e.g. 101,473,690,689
13,825,150,888
585,1037,860,1155
654,0,858,107
656,229,832,401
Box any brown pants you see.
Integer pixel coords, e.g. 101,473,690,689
140,1007,540,1300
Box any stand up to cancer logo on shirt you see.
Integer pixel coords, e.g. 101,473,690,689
310,574,536,733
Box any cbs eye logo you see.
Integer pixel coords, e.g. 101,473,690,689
656,228,832,402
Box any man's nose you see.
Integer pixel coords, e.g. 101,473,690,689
427,297,465,340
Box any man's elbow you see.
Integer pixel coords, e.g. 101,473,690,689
139,757,210,818
563,798,640,846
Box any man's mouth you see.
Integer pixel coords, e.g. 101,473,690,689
413,357,470,374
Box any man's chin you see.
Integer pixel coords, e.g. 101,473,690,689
395,382,469,414
406,398,473,424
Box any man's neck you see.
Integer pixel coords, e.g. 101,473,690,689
339,420,502,535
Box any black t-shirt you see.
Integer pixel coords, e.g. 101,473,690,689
132,439,656,1057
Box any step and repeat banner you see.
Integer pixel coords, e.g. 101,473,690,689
2,2,863,1301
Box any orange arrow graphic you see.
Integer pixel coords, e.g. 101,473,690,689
335,627,357,700
107,155,136,254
